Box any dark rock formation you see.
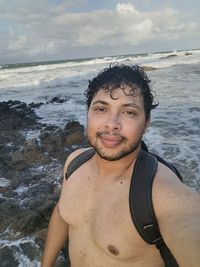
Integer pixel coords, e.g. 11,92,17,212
47,96,70,104
141,65,157,71
0,100,85,266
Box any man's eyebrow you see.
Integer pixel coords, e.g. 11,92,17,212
92,100,108,106
122,103,140,109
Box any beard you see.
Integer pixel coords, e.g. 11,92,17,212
87,131,141,161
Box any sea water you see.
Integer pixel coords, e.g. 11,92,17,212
1,49,200,187
0,49,200,265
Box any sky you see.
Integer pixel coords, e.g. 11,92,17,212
0,0,199,64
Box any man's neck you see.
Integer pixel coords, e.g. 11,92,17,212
94,146,141,179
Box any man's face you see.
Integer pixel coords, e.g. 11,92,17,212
86,86,149,161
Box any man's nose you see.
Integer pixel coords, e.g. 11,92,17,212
105,115,121,131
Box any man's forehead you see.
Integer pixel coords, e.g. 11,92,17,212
91,87,144,108
95,86,142,99
102,83,140,92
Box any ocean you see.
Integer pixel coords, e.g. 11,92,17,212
1,49,200,186
0,49,200,266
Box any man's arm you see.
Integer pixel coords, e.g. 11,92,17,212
41,203,68,267
41,148,88,266
153,164,200,267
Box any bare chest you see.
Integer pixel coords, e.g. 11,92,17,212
59,168,159,262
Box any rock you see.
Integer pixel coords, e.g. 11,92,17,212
20,242,40,261
13,209,48,234
10,139,51,170
55,257,70,267
160,54,178,60
39,121,86,161
185,52,192,56
63,121,86,146
39,126,65,154
0,100,43,146
20,182,55,210
0,177,10,188
0,185,18,197
0,179,57,234
141,65,157,71
0,199,22,231
0,102,26,131
0,99,87,265
29,102,44,108
35,228,48,245
0,246,19,267
48,96,70,104
0,101,41,131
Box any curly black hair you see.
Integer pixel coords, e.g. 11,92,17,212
84,64,158,118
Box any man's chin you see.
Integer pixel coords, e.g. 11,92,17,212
94,146,138,161
87,136,141,161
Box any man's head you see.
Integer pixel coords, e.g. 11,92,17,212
85,64,158,161
85,64,158,120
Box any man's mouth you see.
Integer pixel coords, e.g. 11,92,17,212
98,133,124,147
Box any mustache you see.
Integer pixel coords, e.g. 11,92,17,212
96,131,127,141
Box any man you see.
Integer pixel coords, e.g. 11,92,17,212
42,65,200,267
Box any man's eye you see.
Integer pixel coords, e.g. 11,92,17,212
94,107,106,112
123,110,136,116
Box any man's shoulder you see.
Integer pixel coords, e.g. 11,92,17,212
153,161,199,223
153,161,183,202
64,147,93,173
153,162,200,265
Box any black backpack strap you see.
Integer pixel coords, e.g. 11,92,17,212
65,140,148,180
156,240,180,267
65,148,95,179
129,150,179,267
151,153,182,181
129,150,160,243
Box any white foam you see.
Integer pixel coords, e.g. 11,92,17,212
1,49,200,104
35,98,87,127
0,235,41,267
0,177,10,187
15,252,41,267
14,185,29,196
0,235,36,247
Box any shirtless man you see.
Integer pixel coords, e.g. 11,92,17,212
41,65,200,267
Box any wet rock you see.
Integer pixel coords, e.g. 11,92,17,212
0,100,41,131
0,100,86,265
39,126,65,157
0,100,42,145
0,246,19,267
21,182,55,211
13,209,48,234
63,121,87,147
35,228,48,246
0,179,57,234
39,121,86,161
48,96,70,104
185,52,192,56
160,54,178,59
20,242,40,261
29,102,44,108
141,65,157,71
10,139,51,170
0,199,22,230
0,176,10,187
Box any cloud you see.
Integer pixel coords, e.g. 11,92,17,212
0,1,199,63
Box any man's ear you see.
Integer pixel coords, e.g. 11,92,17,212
144,117,150,133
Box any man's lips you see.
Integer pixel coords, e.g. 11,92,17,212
99,134,123,147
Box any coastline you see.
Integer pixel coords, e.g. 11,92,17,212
0,51,200,266
0,100,86,266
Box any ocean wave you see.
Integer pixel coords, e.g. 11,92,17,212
0,49,199,97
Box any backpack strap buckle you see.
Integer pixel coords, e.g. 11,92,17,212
143,224,162,244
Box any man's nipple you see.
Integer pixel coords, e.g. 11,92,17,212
107,245,120,256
